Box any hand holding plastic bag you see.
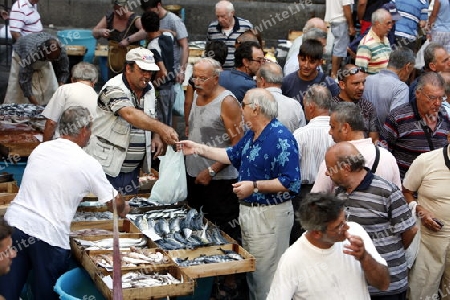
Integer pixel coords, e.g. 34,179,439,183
149,147,187,204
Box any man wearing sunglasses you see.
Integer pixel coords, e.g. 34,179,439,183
267,193,390,300
334,64,379,143
326,142,417,300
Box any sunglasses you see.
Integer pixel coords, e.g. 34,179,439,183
337,67,366,82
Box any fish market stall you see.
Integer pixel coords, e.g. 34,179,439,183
69,200,255,299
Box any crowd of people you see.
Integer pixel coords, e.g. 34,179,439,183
1,0,450,299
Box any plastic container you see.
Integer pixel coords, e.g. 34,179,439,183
0,161,27,186
54,267,105,300
57,29,96,63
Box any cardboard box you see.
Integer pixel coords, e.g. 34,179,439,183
0,193,16,216
0,181,18,193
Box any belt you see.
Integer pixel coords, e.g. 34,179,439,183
239,200,291,207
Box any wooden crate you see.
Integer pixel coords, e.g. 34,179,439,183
81,248,175,275
94,266,194,299
70,219,141,237
168,243,255,278
0,193,16,216
288,30,303,41
0,181,18,193
70,233,158,262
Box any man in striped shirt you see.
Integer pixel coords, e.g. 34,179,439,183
326,142,417,300
381,72,450,179
355,8,393,74
8,0,42,42
207,0,253,69
394,0,428,54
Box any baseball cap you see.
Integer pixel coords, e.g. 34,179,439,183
112,0,128,6
382,1,401,21
126,48,159,71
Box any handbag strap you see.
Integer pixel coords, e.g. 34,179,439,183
421,123,435,151
371,145,380,173
444,144,450,170
123,16,140,41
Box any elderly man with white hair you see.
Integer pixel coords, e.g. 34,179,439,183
207,0,253,69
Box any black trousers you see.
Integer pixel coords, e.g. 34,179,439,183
289,183,313,245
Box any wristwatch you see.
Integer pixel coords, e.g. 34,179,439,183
208,166,216,177
253,181,259,193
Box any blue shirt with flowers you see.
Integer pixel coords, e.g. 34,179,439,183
226,119,301,205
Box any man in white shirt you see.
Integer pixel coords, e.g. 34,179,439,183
267,193,389,300
8,0,42,41
312,102,401,193
42,62,99,141
292,84,334,243
0,107,130,300
256,62,306,133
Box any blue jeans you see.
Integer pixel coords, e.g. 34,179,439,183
0,227,71,300
106,167,140,195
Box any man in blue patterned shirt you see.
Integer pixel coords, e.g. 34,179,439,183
179,88,300,300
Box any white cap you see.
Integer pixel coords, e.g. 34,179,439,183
125,48,159,71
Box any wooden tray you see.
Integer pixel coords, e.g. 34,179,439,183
168,243,255,278
94,266,194,299
70,219,141,237
82,248,175,275
0,192,16,216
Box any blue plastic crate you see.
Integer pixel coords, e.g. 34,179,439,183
57,29,97,63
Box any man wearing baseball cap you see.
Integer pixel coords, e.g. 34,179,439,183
85,48,179,195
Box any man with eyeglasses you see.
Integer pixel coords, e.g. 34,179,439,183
380,72,450,179
85,48,179,195
219,41,263,102
178,88,300,300
334,64,379,143
326,142,417,300
267,193,390,300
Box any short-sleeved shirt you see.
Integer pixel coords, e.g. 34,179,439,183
148,33,175,87
105,12,140,44
207,16,253,69
226,119,301,205
336,170,416,295
355,28,392,74
403,146,450,237
332,95,379,136
281,71,340,107
159,11,188,69
218,69,256,102
8,0,42,35
380,102,450,179
42,82,98,139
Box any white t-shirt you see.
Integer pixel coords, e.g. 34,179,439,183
325,0,355,24
267,222,387,300
5,139,117,249
42,82,98,139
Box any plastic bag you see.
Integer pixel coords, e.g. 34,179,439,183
149,147,187,204
173,83,184,116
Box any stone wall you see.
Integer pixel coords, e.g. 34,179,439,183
37,0,326,47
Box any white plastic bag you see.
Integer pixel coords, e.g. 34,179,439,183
149,147,187,204
172,83,184,116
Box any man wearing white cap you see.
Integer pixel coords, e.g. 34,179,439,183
85,48,179,195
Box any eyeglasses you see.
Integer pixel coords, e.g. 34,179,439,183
248,57,268,64
190,75,216,84
421,92,447,103
241,101,253,109
326,209,350,233
337,67,366,81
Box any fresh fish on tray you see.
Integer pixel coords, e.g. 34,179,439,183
73,237,148,250
0,104,45,117
173,250,244,267
130,208,231,250
103,271,182,289
73,211,113,221
69,229,114,237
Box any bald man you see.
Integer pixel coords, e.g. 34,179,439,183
326,142,417,299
